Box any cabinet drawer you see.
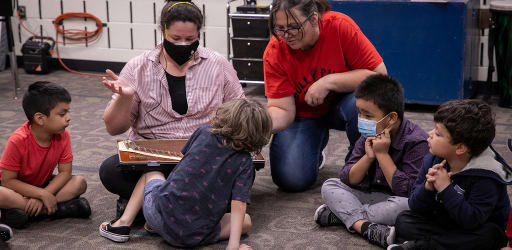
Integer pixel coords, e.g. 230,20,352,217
231,17,269,38
232,58,264,81
232,38,269,58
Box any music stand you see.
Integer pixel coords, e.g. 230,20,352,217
0,0,21,99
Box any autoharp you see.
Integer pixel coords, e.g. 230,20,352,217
118,139,265,171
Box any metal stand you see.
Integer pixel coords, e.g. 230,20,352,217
1,15,20,99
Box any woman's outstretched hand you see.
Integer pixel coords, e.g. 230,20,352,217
102,69,135,96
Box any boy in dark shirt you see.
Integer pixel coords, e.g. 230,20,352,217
388,99,511,250
315,74,429,248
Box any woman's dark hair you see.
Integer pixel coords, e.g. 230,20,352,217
269,0,330,38
22,81,71,123
160,0,203,33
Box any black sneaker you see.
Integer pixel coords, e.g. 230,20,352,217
314,204,344,227
387,241,417,250
53,197,91,219
0,224,12,241
99,220,131,242
0,208,29,229
363,223,396,248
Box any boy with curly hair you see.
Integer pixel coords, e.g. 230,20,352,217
389,99,512,250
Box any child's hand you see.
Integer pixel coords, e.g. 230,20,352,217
102,69,135,96
425,160,446,191
432,166,451,192
372,128,391,155
25,198,44,216
239,244,253,250
226,243,253,250
40,190,58,215
364,137,376,159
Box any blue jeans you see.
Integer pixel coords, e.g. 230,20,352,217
270,93,359,192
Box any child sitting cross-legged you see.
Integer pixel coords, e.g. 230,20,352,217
99,98,272,250
388,99,512,250
314,74,429,248
0,81,91,229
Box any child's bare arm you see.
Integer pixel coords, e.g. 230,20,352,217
1,169,58,214
44,162,72,195
227,200,247,250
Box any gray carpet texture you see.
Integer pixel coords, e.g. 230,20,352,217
0,69,511,250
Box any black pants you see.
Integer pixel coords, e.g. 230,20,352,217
99,154,171,200
394,210,508,250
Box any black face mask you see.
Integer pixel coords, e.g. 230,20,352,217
163,39,199,66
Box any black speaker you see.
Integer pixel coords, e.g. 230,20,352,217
0,0,14,17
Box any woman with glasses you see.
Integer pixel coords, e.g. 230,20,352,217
264,0,387,192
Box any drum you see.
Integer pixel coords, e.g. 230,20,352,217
490,1,512,108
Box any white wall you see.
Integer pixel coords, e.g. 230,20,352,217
10,0,271,63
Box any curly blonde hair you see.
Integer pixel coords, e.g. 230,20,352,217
210,98,272,154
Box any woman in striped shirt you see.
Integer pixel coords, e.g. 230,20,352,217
98,0,245,226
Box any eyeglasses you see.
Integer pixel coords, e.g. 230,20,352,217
273,14,313,37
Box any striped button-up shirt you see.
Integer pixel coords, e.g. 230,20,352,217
109,44,245,140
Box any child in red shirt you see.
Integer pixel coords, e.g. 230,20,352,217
0,81,90,229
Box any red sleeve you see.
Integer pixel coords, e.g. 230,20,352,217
507,210,512,246
338,15,383,70
58,130,73,164
263,38,295,99
0,134,23,171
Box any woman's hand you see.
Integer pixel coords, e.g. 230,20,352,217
102,69,135,96
305,77,331,107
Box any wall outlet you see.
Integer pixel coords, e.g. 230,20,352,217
18,6,26,19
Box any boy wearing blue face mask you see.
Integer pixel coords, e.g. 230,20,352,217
314,74,429,248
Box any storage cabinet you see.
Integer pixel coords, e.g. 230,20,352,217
227,2,270,85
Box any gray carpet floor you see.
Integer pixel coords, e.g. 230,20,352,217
0,69,511,250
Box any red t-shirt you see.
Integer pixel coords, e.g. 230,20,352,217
263,11,383,118
0,121,73,187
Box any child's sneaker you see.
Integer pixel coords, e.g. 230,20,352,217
363,223,396,248
53,197,91,219
314,204,344,227
99,220,131,242
0,208,29,229
0,224,12,241
387,241,417,250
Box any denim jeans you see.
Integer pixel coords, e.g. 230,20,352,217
269,93,359,192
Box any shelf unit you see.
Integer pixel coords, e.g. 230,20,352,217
226,0,270,86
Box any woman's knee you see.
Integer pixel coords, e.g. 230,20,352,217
272,171,316,192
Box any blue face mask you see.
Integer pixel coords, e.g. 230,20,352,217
357,113,390,138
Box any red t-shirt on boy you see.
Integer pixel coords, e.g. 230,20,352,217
264,11,383,118
0,121,73,187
